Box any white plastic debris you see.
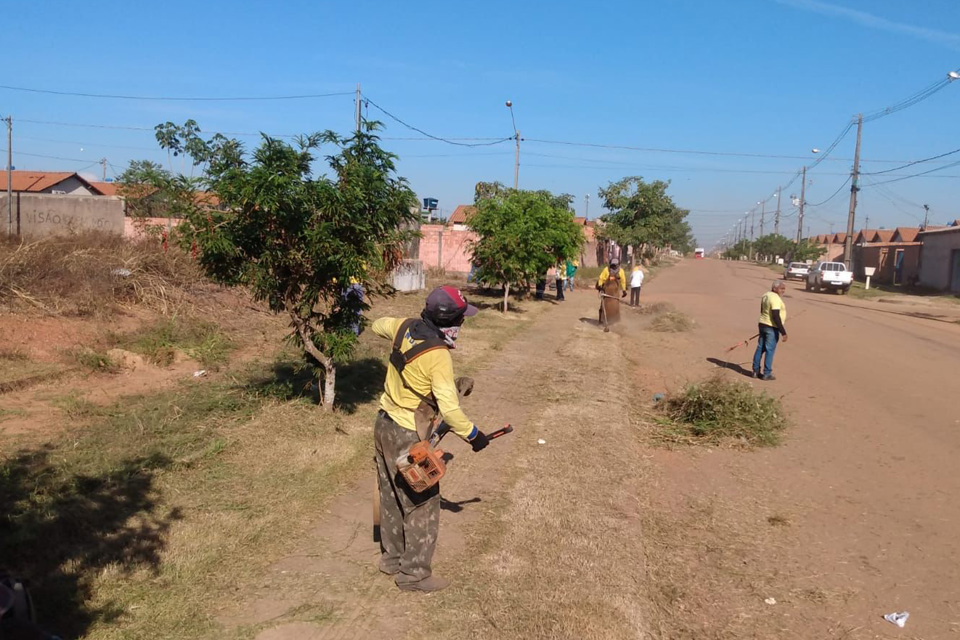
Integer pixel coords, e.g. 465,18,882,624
883,612,909,628
764,597,777,605
193,370,207,378
111,268,132,277
537,438,546,445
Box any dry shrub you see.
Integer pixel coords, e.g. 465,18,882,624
0,232,205,316
659,375,786,446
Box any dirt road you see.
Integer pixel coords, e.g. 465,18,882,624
220,260,960,639
630,259,960,638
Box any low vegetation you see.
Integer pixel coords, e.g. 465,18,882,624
657,375,787,446
115,317,233,368
0,232,204,316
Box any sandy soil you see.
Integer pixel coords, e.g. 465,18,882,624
625,259,960,638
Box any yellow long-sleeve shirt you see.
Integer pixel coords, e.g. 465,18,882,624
597,266,627,291
372,317,475,439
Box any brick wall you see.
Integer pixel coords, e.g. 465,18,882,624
418,224,476,273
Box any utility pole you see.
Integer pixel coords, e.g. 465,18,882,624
513,130,520,190
774,186,781,236
864,215,870,230
843,114,863,268
797,166,806,243
355,83,362,133
5,116,11,236
760,200,766,237
99,158,108,181
923,204,930,229
750,209,755,241
506,101,519,189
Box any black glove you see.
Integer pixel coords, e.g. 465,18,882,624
621,290,627,298
469,430,490,452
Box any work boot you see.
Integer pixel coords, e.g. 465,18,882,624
378,557,399,576
753,369,761,378
397,575,450,593
763,374,777,381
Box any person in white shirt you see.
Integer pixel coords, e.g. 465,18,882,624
629,264,644,307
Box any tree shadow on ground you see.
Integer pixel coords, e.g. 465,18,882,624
244,357,386,414
0,446,181,639
706,357,755,378
336,357,388,414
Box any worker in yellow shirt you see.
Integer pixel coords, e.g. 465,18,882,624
596,258,627,293
753,280,788,380
371,286,489,593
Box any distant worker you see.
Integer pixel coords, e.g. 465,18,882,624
596,259,627,330
565,258,578,292
371,286,491,592
629,263,644,307
753,280,788,381
596,259,627,293
555,261,566,301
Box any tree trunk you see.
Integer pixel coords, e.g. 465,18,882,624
287,307,336,411
502,282,510,314
322,360,336,410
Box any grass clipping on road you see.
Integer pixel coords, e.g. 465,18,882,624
658,375,786,446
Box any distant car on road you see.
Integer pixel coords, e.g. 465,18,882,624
806,261,853,294
694,248,705,259
783,262,810,281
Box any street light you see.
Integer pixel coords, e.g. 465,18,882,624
506,100,520,189
948,71,960,81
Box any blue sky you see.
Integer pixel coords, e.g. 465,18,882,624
3,0,959,248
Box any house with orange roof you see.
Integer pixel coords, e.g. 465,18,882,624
853,227,922,285
1,170,101,196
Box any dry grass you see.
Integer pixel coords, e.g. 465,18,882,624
650,310,694,332
0,277,548,640
421,312,651,639
657,375,787,447
0,232,206,316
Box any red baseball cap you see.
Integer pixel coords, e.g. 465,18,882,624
425,285,478,325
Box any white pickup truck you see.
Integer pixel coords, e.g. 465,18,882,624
806,261,853,294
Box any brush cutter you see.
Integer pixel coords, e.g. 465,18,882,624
396,423,514,493
374,423,514,528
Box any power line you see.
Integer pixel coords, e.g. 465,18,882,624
0,84,355,102
862,145,960,176
0,148,99,164
806,176,852,207
362,95,513,148
862,77,953,123
867,158,960,186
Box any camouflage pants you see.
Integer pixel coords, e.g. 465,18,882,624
374,411,440,585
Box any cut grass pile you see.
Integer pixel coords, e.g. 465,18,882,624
650,310,694,332
657,375,787,446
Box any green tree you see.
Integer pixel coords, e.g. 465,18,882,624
469,189,584,313
753,234,794,262
147,121,418,409
597,177,693,255
722,239,754,260
791,239,826,262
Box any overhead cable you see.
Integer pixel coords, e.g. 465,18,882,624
0,84,355,102
362,95,513,148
